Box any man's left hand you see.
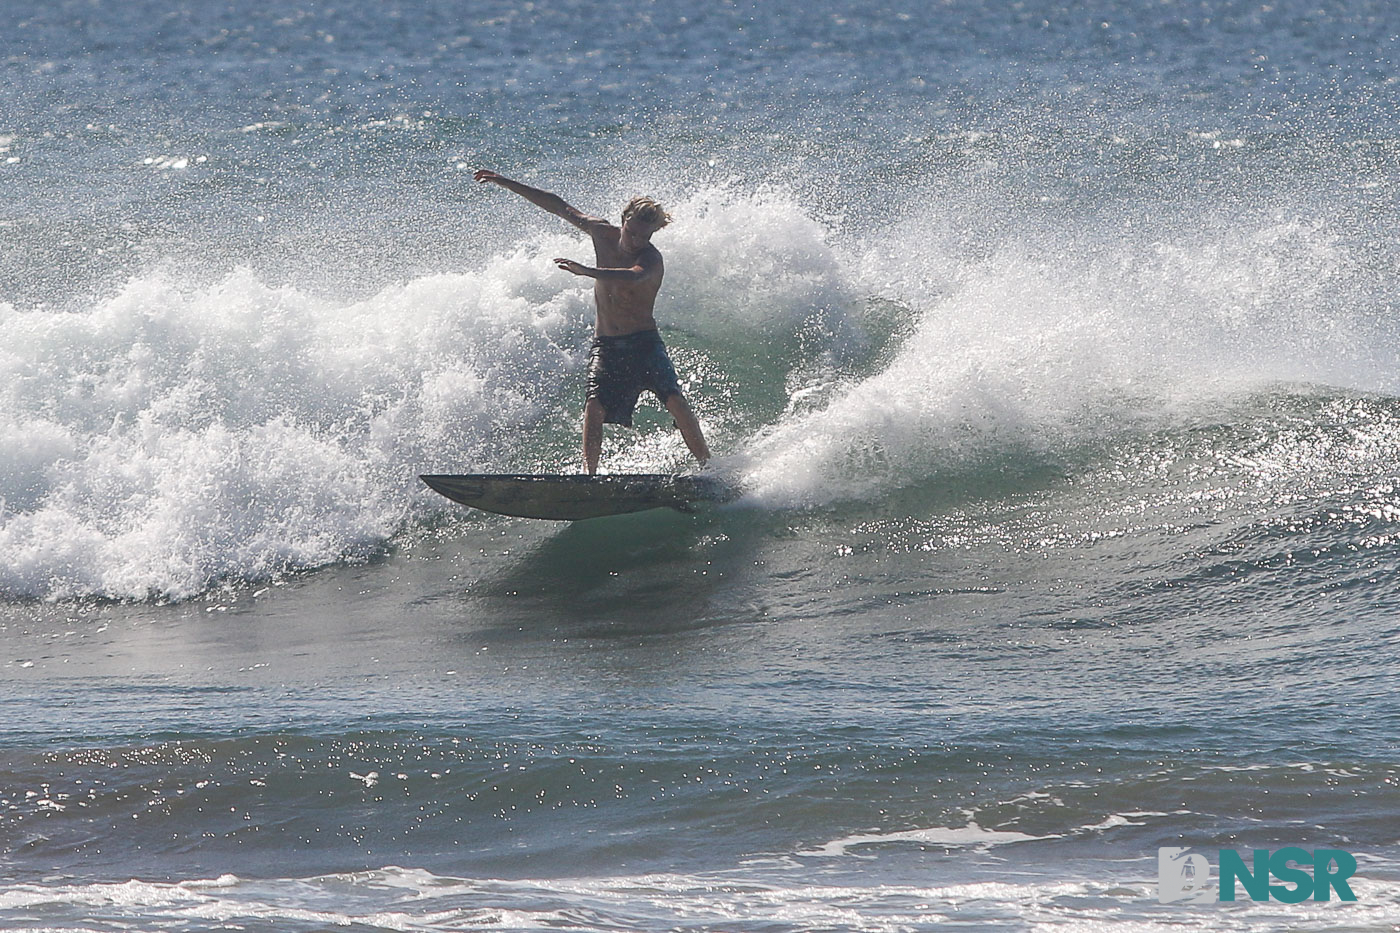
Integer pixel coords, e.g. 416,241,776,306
553,258,590,277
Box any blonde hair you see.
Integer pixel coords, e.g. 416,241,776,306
621,196,671,229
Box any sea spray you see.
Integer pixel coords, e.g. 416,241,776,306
0,190,863,600
744,202,1396,507
0,258,588,599
4,182,1395,597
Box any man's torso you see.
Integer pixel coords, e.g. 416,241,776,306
590,225,663,337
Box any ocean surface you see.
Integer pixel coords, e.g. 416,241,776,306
4,1,1400,929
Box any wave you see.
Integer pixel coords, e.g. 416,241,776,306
743,207,1399,506
1,185,1395,600
0,257,589,600
0,188,857,601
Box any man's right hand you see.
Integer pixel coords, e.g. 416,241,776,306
470,171,599,233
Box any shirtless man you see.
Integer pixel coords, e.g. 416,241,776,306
474,169,710,474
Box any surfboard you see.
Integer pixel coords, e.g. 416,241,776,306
419,473,738,521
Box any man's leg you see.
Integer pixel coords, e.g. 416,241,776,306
664,393,710,466
582,398,605,475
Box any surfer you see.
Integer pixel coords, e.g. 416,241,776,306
474,169,711,475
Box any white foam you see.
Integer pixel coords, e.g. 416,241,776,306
661,184,857,340
7,865,1398,933
805,821,1050,856
4,186,1393,597
743,210,1395,507
0,188,861,601
0,256,591,600
1076,811,1173,833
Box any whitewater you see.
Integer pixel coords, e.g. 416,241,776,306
4,182,1393,599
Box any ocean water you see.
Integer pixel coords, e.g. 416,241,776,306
4,0,1400,929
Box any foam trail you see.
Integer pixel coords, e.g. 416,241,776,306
744,211,1395,507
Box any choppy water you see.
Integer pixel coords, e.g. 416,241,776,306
3,1,1400,930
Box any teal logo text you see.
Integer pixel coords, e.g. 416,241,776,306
1158,847,1358,903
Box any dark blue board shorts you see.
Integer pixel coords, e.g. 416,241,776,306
587,329,683,427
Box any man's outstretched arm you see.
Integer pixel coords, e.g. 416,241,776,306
553,257,658,282
474,169,605,233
